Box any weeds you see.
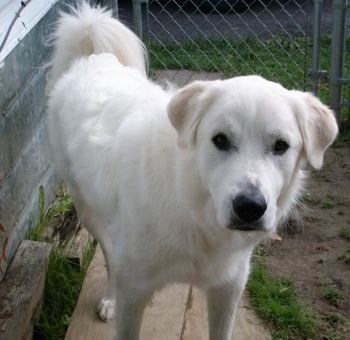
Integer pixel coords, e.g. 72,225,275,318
338,228,350,265
323,286,341,305
321,199,334,209
28,185,73,242
338,252,350,264
339,227,350,242
33,246,95,340
28,186,95,340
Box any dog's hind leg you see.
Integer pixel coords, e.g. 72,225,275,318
68,189,117,322
96,246,117,322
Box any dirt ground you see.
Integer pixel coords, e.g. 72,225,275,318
261,141,350,338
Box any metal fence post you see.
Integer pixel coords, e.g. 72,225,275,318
132,0,148,39
329,0,348,120
115,0,119,19
310,0,324,96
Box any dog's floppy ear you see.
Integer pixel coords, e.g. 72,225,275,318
292,91,338,169
168,81,216,148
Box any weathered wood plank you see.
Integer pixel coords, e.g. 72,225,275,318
181,287,207,340
142,284,189,339
0,240,52,340
64,245,114,340
63,223,95,268
233,292,271,340
182,287,272,340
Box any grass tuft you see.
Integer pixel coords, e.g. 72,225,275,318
323,286,341,305
247,261,316,338
339,227,350,242
28,186,96,340
33,246,95,340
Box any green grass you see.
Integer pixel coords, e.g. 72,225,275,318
28,185,73,241
33,246,95,340
339,227,350,242
247,261,316,339
338,228,350,265
149,36,309,90
323,286,341,305
28,186,96,340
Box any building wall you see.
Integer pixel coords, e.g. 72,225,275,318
0,3,60,280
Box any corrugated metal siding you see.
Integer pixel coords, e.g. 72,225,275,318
0,2,63,280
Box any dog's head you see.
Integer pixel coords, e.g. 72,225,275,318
168,76,338,235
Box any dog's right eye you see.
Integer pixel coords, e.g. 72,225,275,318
212,133,230,151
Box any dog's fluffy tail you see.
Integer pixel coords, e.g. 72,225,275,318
47,2,147,91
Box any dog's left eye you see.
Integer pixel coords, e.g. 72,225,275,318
212,133,231,151
273,140,289,155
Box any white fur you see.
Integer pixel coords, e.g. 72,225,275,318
47,3,338,339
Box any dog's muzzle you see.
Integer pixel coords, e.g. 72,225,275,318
229,191,267,231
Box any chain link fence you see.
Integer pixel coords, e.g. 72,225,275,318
100,1,350,119
117,0,349,121
140,0,312,89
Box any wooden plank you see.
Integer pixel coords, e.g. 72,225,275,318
180,287,207,340
65,245,114,340
0,240,52,340
233,292,271,340
181,287,271,340
141,284,189,339
63,223,95,268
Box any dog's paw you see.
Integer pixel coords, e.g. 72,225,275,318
97,297,116,322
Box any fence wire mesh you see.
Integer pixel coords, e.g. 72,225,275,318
116,0,349,119
142,0,312,89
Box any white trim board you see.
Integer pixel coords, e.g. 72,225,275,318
0,0,58,63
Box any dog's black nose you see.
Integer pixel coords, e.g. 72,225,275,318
233,194,267,223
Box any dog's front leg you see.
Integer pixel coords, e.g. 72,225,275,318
114,288,151,340
206,281,245,340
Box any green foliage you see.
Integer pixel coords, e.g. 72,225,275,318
339,227,350,242
33,246,95,340
27,186,95,339
28,185,73,242
248,261,316,338
338,228,350,264
148,35,309,90
323,286,341,305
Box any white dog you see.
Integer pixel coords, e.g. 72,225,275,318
47,3,338,339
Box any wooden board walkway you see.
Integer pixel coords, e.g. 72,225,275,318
65,246,271,340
